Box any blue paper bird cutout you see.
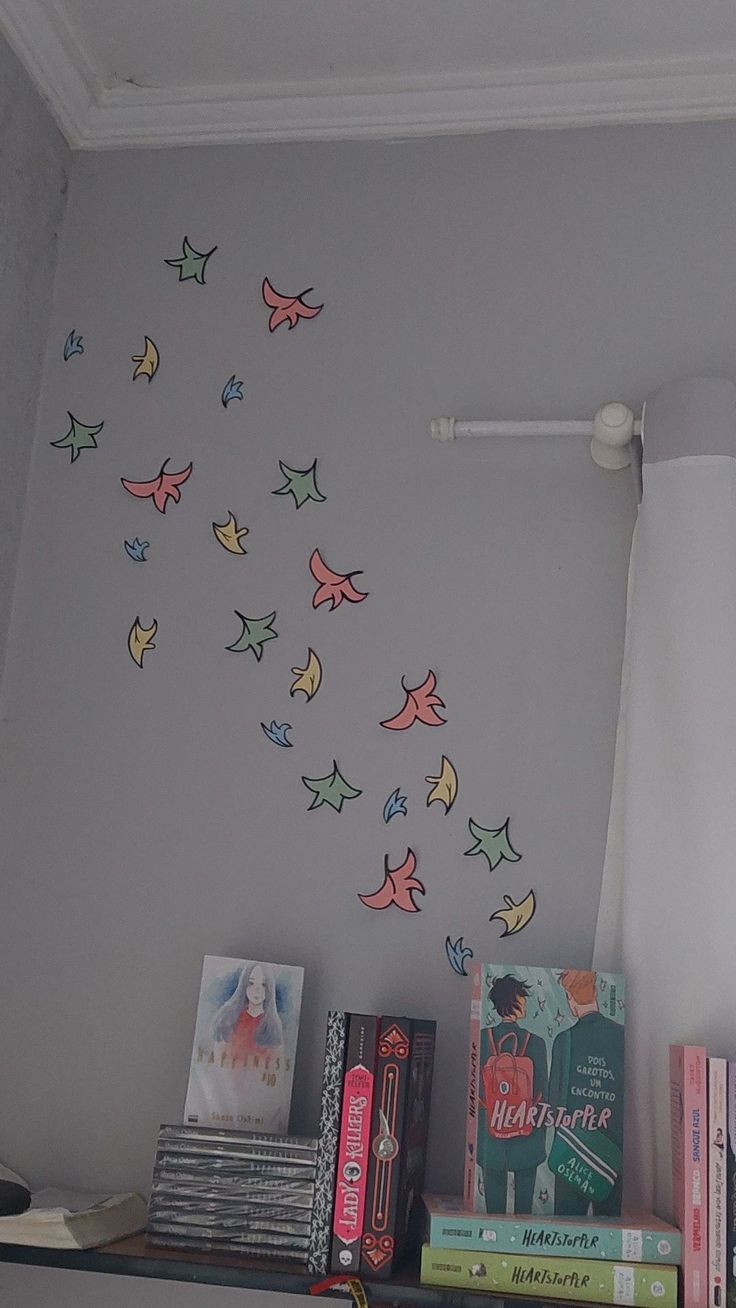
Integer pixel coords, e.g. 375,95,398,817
63,330,84,361
383,788,408,823
261,720,293,747
221,375,244,408
445,935,474,976
124,537,149,562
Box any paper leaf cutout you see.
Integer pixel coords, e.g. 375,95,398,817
124,537,149,562
221,376,244,407
490,890,536,937
212,513,248,554
309,549,367,610
131,336,159,382
380,670,446,730
464,817,521,872
261,720,293,748
128,617,157,667
383,789,408,823
301,761,362,813
445,935,473,975
121,460,193,514
262,277,323,332
273,459,325,509
358,849,425,913
425,755,458,812
290,649,322,701
63,330,83,360
165,236,217,284
226,611,278,661
50,413,103,463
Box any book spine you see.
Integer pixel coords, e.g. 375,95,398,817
360,1016,413,1278
465,963,482,1210
392,1020,436,1271
727,1063,736,1308
671,1044,708,1308
426,1214,681,1263
329,1014,377,1274
711,1058,728,1307
308,1010,348,1275
420,1245,678,1307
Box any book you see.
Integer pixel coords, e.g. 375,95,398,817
710,1058,728,1307
0,1189,147,1249
671,1044,708,1308
330,1013,378,1273
183,955,304,1135
147,1231,308,1265
420,1244,678,1307
422,1195,681,1263
726,1062,736,1308
308,1010,348,1275
466,963,625,1216
361,1016,436,1277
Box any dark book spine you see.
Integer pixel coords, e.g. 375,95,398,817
308,1010,348,1275
727,1062,736,1308
393,1018,436,1271
360,1015,413,1278
330,1014,378,1274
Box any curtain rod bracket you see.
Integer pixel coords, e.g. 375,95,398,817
431,402,640,469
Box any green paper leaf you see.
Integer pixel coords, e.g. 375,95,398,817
50,412,104,463
164,236,217,285
226,611,278,661
302,761,362,813
464,817,521,872
272,459,326,510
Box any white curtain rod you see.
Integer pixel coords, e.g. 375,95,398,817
430,402,642,469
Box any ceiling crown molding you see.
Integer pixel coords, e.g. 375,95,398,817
4,1,736,151
0,0,102,146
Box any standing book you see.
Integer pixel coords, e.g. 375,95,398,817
183,956,304,1135
671,1044,708,1308
423,1194,681,1263
710,1057,727,1307
420,1244,677,1307
330,1013,378,1273
466,964,625,1216
308,1010,348,1275
726,1062,736,1308
360,1016,436,1277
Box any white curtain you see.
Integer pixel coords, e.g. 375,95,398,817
594,376,736,1217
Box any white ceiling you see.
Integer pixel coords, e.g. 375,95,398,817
4,0,736,149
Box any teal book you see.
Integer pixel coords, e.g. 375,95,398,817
421,1245,678,1308
466,963,625,1215
423,1195,681,1264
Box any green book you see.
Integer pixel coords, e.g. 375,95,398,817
420,1244,678,1307
423,1195,681,1264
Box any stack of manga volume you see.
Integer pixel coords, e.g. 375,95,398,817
146,1124,317,1265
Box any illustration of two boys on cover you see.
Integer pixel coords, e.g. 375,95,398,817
478,970,624,1217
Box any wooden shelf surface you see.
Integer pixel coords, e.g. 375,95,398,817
0,1234,503,1304
0,1233,617,1306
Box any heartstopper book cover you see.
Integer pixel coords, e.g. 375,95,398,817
466,964,625,1216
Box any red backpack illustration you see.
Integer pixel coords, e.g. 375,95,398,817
481,1030,536,1139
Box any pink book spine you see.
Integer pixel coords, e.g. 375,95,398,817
330,1014,377,1274
709,1057,727,1308
465,963,482,1209
671,1044,708,1308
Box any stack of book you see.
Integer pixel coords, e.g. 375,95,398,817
146,1124,317,1265
420,1199,681,1305
670,1043,736,1308
307,1009,436,1277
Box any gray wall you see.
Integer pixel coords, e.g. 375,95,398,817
0,34,69,673
9,115,736,1303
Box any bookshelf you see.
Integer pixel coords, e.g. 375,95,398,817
0,1234,607,1307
